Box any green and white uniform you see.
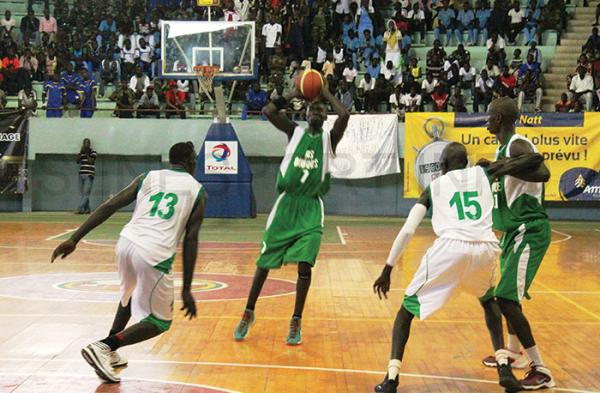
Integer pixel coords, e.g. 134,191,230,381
118,169,205,331
257,126,333,269
403,166,500,320
489,133,550,303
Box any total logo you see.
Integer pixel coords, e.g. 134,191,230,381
211,143,231,162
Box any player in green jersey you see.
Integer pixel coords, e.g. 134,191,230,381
479,97,554,390
234,79,350,345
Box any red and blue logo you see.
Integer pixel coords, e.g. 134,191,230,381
211,143,231,162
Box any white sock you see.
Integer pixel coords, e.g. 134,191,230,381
495,349,510,366
525,345,544,367
387,359,402,380
507,334,520,353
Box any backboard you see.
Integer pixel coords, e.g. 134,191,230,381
160,20,256,81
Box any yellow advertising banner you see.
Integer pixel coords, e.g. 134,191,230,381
404,112,600,201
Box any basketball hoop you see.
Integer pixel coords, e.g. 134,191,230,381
194,65,220,104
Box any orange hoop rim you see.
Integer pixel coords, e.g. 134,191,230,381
193,65,220,77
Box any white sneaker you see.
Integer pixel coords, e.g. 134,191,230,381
81,341,120,383
109,351,128,368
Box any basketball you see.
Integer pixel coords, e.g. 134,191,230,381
295,69,324,101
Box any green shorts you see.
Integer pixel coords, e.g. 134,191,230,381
485,219,551,303
256,193,324,270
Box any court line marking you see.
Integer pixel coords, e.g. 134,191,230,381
45,228,77,241
0,361,596,393
0,372,241,393
551,229,572,244
336,226,347,245
536,281,600,322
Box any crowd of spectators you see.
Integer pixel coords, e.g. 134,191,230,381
0,0,576,119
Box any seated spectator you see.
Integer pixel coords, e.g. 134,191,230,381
527,41,542,64
401,85,422,113
20,49,39,81
136,85,160,118
177,80,191,106
434,0,455,46
315,41,327,72
357,72,376,112
341,14,357,42
97,14,117,47
45,48,58,79
455,2,476,46
555,92,573,112
137,38,153,76
242,82,268,119
451,44,470,67
572,99,584,113
129,66,150,99
342,59,358,86
431,84,449,112
407,3,426,39
408,57,422,81
99,50,120,97
583,27,600,54
421,72,438,105
20,10,39,45
474,69,494,113
322,53,336,78
0,81,6,109
474,1,491,45
373,74,393,110
70,41,87,72
426,39,447,63
43,73,65,118
165,81,187,119
336,81,355,112
2,48,22,95
18,84,38,113
482,58,501,78
333,41,346,75
449,89,467,112
389,84,403,117
524,2,540,46
426,53,443,80
507,1,526,45
569,66,594,111
78,69,97,119
343,29,359,67
110,79,135,118
509,48,523,74
382,60,402,87
39,9,57,43
517,70,543,112
0,10,16,41
61,63,81,117
497,65,517,97
459,60,476,96
367,56,381,80
518,54,541,82
486,32,506,66
121,39,137,78
383,20,402,68
269,85,284,101
539,0,566,45
357,2,374,39
358,29,376,64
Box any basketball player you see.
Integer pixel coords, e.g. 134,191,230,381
372,142,547,392
478,97,554,390
233,79,350,345
51,142,206,383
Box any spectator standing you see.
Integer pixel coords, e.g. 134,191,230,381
569,67,594,111
0,10,16,41
507,2,526,45
20,10,39,45
136,85,161,118
43,73,64,118
455,2,476,46
18,85,38,114
474,69,494,112
61,63,82,117
136,38,153,76
262,14,282,76
383,20,402,68
120,39,137,79
110,79,135,118
76,138,96,215
39,9,57,42
555,93,573,112
488,1,508,39
78,69,97,118
434,0,455,46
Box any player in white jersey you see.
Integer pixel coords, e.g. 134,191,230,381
51,142,207,383
372,142,547,393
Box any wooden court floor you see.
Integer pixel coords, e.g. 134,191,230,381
0,213,599,393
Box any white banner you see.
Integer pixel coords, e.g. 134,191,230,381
326,114,401,179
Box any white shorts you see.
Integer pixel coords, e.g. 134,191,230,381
116,237,174,329
403,237,500,320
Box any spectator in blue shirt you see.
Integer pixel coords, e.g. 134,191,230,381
367,56,381,79
455,2,476,46
341,14,356,42
78,69,97,118
43,73,65,118
96,15,117,47
358,3,374,39
475,1,491,45
518,54,541,81
242,82,268,120
359,29,376,64
434,1,456,46
524,1,541,45
582,27,600,52
61,63,82,117
343,29,360,67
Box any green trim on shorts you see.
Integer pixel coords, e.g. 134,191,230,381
403,294,421,319
154,254,175,274
142,313,172,332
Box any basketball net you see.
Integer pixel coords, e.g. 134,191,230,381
194,65,220,103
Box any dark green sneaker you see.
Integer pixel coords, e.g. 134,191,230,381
234,309,255,341
286,316,302,345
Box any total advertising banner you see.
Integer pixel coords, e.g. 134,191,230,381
327,114,401,179
204,141,239,175
404,112,600,201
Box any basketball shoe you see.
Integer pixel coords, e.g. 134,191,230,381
374,374,399,393
286,316,302,345
496,350,522,392
520,363,555,390
81,341,120,383
234,309,255,341
109,351,128,368
482,349,529,369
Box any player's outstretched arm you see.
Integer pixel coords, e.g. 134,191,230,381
180,190,208,320
321,78,350,153
485,153,545,180
262,89,300,139
373,190,430,300
50,174,144,263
